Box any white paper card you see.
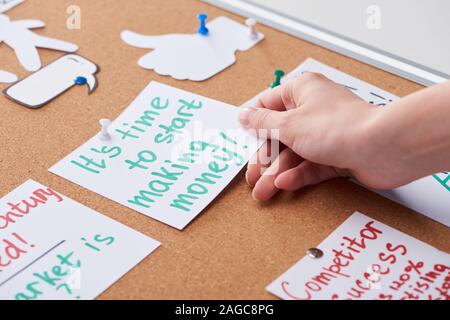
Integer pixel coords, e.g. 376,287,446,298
50,81,262,230
4,54,99,108
268,58,449,227
267,212,450,300
0,180,160,300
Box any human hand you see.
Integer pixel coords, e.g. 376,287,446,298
239,72,392,201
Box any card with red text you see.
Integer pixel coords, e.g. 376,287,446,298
267,212,450,300
0,180,160,300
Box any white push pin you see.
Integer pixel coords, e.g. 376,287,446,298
99,118,112,141
245,18,258,40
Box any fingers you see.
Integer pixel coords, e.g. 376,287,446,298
252,148,303,201
239,107,294,148
275,161,346,190
254,78,297,111
246,140,281,187
121,31,166,49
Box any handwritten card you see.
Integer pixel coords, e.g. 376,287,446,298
267,212,450,300
50,81,261,230
0,180,160,300
275,58,450,227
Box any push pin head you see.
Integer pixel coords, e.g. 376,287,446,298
99,118,112,141
271,69,285,88
74,76,87,85
197,13,209,36
307,248,324,259
245,18,258,39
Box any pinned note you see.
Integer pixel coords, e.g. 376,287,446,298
50,81,262,230
0,180,160,300
267,212,450,300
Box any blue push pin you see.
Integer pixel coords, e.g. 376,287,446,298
74,76,87,85
197,13,209,36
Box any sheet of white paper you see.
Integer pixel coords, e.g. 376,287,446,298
0,180,160,300
243,58,449,227
0,69,17,83
50,81,263,230
0,12,78,72
4,54,98,108
267,212,450,300
121,16,264,81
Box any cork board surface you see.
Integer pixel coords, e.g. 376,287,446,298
0,0,448,299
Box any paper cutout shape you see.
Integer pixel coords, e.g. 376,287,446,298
0,1,22,84
0,0,25,14
0,179,160,300
121,16,264,81
3,54,99,108
267,212,450,300
252,58,449,227
0,69,17,83
0,11,78,72
50,81,263,230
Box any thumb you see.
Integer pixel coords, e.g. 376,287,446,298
239,107,292,145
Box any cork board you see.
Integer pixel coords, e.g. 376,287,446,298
0,0,448,299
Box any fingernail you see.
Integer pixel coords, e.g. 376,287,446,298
239,107,257,127
274,179,280,189
245,171,254,187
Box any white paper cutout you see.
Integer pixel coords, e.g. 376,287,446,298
121,16,264,81
0,180,160,300
4,54,98,108
0,69,17,83
50,81,263,230
267,212,450,300
0,1,22,83
0,0,24,14
0,11,78,72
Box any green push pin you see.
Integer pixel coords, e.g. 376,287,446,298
270,69,285,88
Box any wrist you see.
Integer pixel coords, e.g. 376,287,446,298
349,105,402,186
352,104,422,188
